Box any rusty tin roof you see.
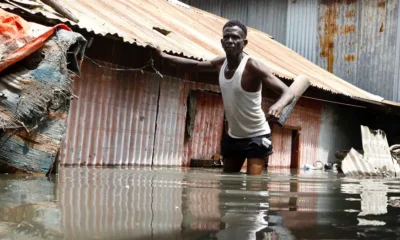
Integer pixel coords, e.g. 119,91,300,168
1,0,398,106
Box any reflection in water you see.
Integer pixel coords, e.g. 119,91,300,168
0,168,400,239
0,175,62,239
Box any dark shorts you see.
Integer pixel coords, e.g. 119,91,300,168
221,134,273,159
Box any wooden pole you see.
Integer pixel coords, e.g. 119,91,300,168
41,0,79,23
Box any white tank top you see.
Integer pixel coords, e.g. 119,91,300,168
219,55,271,139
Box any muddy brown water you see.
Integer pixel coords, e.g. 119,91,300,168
0,167,399,240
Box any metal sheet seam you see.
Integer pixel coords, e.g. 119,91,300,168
394,0,400,102
151,78,162,166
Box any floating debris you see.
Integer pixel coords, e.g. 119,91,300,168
340,126,400,178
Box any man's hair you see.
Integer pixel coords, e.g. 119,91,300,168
223,20,247,38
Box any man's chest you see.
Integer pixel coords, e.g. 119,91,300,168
223,67,260,92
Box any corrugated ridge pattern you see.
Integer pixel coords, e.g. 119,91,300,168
286,0,318,63
270,125,293,167
263,97,323,167
357,0,399,101
183,88,224,165
186,0,222,16
61,59,223,166
153,77,186,166
247,0,288,44
59,168,184,239
0,0,394,104
185,188,221,230
221,0,248,24
61,61,160,166
317,0,400,102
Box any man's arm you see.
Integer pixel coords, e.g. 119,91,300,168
154,47,224,72
249,59,295,119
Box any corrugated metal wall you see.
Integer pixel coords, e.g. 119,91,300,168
263,97,323,167
185,0,288,44
153,77,186,166
184,0,400,102
61,60,223,166
270,125,293,167
61,59,361,168
286,0,318,63
247,0,288,43
61,61,160,166
184,91,225,164
357,0,399,101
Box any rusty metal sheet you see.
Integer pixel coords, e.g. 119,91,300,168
0,0,394,106
263,97,323,168
318,0,400,102
152,76,186,166
61,57,222,166
184,90,224,165
318,0,359,83
269,125,292,168
152,78,221,166
60,61,160,166
357,0,399,101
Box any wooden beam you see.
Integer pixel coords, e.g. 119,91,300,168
41,0,79,23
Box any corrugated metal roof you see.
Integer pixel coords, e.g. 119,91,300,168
0,0,396,106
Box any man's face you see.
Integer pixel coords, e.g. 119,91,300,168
221,26,247,56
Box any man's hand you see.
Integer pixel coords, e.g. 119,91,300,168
267,104,283,121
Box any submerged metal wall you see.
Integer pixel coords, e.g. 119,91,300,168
262,97,324,167
184,0,400,102
61,61,160,166
60,60,222,166
61,58,354,167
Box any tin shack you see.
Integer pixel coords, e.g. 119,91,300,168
2,0,399,168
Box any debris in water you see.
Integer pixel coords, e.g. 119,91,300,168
340,126,400,177
357,218,386,226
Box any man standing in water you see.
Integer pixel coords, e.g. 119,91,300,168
154,20,294,175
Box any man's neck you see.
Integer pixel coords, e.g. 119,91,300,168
226,52,244,70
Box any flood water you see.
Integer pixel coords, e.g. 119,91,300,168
0,167,400,240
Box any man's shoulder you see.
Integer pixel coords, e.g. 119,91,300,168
245,56,266,72
211,56,226,68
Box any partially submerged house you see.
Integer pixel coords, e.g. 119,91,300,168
2,0,399,168
0,9,86,174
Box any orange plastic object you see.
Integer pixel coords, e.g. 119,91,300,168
0,9,71,72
